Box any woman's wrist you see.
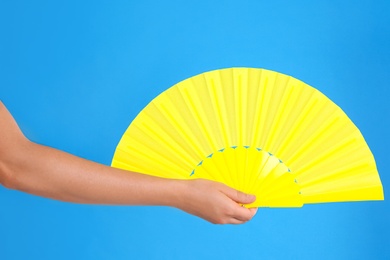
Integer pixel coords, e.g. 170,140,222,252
159,178,189,209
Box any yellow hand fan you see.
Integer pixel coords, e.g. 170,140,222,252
112,68,384,208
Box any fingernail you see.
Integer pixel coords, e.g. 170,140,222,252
253,208,258,216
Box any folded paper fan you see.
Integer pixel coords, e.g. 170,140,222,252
112,68,384,207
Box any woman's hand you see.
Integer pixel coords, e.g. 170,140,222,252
174,179,258,224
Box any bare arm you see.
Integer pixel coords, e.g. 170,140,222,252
0,102,257,224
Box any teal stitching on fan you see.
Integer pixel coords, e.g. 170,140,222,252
189,146,291,177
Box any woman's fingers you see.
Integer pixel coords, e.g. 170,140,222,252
228,208,258,224
177,179,258,224
211,182,257,223
226,202,258,222
221,184,256,205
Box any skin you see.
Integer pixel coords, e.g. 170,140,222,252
0,101,257,224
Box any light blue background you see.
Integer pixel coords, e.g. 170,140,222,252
1,1,389,259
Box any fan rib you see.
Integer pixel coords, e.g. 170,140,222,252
138,115,195,171
247,152,273,193
209,77,230,147
245,69,260,146
276,90,318,160
164,89,206,159
252,74,269,147
296,134,362,181
301,163,378,190
133,125,191,175
182,85,216,153
157,104,202,165
282,98,337,167
264,76,293,152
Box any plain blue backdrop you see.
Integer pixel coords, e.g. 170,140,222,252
1,1,389,259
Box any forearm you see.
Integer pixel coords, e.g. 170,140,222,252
0,102,184,206
3,139,186,206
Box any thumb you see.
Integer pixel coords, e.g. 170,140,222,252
222,186,256,204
